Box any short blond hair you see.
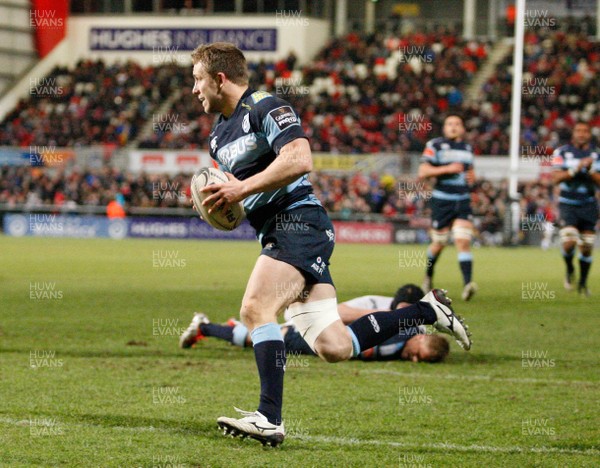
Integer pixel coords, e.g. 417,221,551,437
424,335,450,362
191,42,248,86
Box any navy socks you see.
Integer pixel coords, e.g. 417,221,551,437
347,302,436,356
250,323,285,425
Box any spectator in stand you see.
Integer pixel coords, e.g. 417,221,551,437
106,194,126,218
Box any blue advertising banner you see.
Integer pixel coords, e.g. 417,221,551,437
3,214,419,244
3,214,257,241
128,217,188,239
0,148,34,166
128,217,256,240
3,214,128,239
90,28,277,51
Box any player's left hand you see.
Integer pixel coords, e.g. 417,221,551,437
465,168,475,185
200,173,245,214
579,157,594,170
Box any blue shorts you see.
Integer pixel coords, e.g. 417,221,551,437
558,202,599,232
430,197,472,230
260,205,335,286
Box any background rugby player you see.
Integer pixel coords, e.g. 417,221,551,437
418,115,477,301
551,121,600,296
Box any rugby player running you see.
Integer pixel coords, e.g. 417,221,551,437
191,42,472,447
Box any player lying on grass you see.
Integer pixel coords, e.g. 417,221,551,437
191,41,471,447
179,284,450,363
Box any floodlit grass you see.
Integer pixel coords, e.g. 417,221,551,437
0,236,598,467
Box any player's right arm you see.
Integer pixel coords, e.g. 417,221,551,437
202,96,311,212
551,170,572,184
201,141,311,213
418,140,463,180
418,162,464,179
241,138,312,196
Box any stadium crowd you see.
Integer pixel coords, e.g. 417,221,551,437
142,26,489,153
472,26,600,155
0,61,188,148
2,26,489,154
2,23,598,156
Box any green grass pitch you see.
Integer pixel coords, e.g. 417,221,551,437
0,236,598,467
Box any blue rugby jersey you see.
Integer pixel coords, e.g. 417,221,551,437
358,326,422,361
420,137,474,201
208,88,321,236
551,143,600,205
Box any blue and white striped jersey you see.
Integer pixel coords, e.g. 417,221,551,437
421,137,474,201
208,88,321,235
551,143,600,205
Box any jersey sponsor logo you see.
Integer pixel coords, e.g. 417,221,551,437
269,106,298,130
250,91,271,103
367,314,381,333
325,228,335,242
210,136,218,152
310,256,326,275
242,113,250,133
218,134,258,167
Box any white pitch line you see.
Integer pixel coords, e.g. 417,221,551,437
303,435,600,456
362,370,599,387
1,417,598,456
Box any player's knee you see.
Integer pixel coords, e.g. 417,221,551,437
430,229,449,245
580,233,595,254
316,338,352,363
559,227,579,246
288,298,343,358
240,298,266,328
452,225,473,243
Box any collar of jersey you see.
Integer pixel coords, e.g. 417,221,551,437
222,87,254,121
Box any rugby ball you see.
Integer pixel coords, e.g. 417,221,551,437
190,167,245,231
